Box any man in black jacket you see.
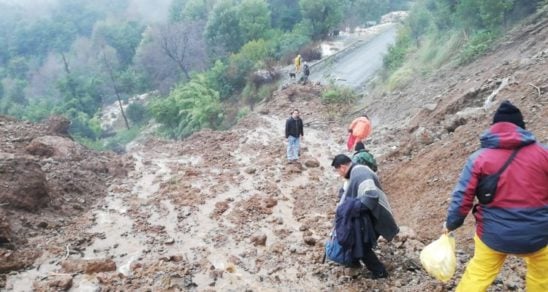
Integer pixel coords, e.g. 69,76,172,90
285,109,304,163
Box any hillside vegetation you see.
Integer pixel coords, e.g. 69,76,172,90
0,0,407,147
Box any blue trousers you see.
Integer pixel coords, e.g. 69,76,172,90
287,136,300,160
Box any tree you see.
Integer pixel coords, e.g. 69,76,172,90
206,0,244,54
101,49,130,130
169,0,188,22
239,0,272,42
93,20,145,68
299,0,345,39
151,74,222,138
158,21,207,81
183,0,216,21
268,0,302,31
126,103,149,126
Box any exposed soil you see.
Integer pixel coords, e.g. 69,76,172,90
2,8,547,292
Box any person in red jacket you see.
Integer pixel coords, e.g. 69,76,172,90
444,100,548,291
347,114,372,151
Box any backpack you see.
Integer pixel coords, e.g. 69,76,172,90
325,231,356,266
353,150,378,172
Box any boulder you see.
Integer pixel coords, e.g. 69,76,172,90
0,213,12,245
304,159,320,168
0,153,49,211
61,259,117,274
45,116,71,137
25,136,83,160
250,234,267,246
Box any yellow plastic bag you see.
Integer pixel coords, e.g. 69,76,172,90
420,233,456,282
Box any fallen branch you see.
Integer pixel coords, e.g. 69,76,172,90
528,83,541,98
0,203,9,207
64,244,71,260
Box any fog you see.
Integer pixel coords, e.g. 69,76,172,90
0,0,173,23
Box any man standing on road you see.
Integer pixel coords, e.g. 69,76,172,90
444,100,548,291
294,54,302,73
301,62,310,84
285,109,304,164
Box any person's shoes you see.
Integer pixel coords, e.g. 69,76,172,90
368,270,389,279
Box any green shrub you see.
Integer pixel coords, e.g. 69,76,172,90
383,28,412,73
458,30,497,64
126,102,149,126
236,107,250,121
321,84,358,104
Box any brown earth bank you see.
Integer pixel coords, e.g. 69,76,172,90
1,8,547,292
0,116,128,286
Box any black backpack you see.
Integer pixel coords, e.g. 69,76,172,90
475,147,522,204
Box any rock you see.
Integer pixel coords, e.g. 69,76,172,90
61,259,117,274
47,275,73,291
414,127,434,145
250,234,267,246
164,238,175,245
244,167,257,174
0,214,12,245
25,136,83,160
0,153,49,211
443,115,467,133
45,116,71,137
303,237,316,246
299,225,309,232
258,109,270,115
37,222,48,229
395,226,416,242
304,159,320,168
264,197,278,208
212,201,230,218
84,259,116,274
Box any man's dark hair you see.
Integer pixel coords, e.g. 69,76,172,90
331,154,352,168
355,142,365,151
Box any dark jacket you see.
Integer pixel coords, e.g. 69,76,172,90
345,164,399,242
335,196,374,260
285,117,303,138
335,164,399,259
446,122,548,254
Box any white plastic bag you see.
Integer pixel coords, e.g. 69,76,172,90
420,233,457,282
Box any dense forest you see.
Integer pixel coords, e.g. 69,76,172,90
4,0,543,147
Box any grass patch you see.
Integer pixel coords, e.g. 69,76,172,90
321,83,359,104
458,30,498,65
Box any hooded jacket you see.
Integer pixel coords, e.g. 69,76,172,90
337,164,399,246
348,117,372,140
446,122,548,254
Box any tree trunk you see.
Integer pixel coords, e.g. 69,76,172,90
102,52,130,130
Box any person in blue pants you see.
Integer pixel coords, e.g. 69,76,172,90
285,109,304,164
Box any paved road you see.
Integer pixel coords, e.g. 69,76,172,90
309,25,398,90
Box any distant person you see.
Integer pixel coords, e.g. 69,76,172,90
444,100,548,291
352,142,378,172
331,154,399,279
294,54,302,73
348,114,372,151
285,109,304,164
301,63,310,84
